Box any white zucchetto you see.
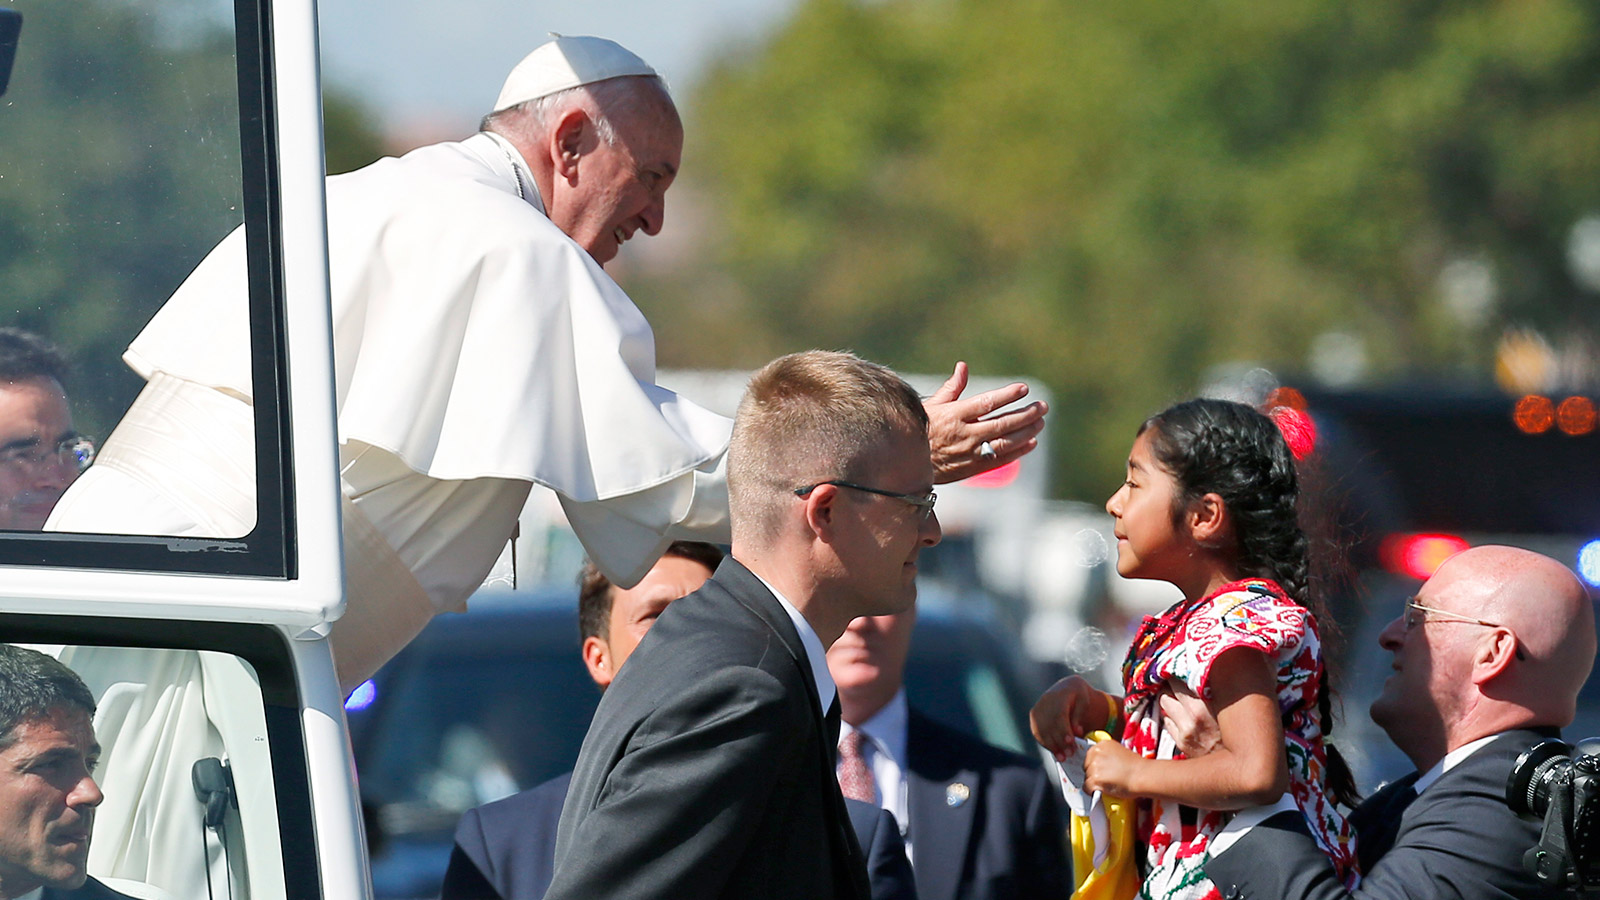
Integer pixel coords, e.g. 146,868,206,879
493,34,659,112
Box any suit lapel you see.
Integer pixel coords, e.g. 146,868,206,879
718,558,870,900
1351,771,1419,871
906,711,977,900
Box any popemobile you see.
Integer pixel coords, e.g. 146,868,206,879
0,1,369,898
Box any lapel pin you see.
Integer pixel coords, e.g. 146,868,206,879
945,782,971,807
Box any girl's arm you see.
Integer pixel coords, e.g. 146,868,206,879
1084,647,1288,810
1030,675,1123,760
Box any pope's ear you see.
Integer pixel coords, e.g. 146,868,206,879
551,108,593,181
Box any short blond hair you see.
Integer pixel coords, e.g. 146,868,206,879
728,350,928,543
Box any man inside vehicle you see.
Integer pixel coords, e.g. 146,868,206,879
0,643,135,900
0,328,91,531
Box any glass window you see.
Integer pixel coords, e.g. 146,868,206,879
0,618,318,900
0,0,293,575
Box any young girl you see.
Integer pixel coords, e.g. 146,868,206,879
1033,398,1358,900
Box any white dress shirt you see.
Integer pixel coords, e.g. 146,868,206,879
1413,733,1499,794
751,572,835,717
841,688,913,858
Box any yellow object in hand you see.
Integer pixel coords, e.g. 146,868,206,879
1069,731,1140,900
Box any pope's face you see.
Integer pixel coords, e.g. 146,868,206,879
556,100,682,266
0,377,81,530
0,707,102,897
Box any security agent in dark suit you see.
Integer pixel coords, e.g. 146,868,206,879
450,772,916,900
0,644,135,900
830,610,1069,900
1172,546,1596,900
545,350,943,900
441,541,917,900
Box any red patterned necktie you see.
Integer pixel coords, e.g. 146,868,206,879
837,730,877,803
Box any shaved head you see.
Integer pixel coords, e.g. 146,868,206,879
1371,544,1596,769
1441,545,1595,726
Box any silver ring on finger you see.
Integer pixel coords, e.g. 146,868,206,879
978,440,997,461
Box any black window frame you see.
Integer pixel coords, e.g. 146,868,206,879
0,0,295,579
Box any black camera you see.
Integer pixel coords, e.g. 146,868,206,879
1507,739,1600,893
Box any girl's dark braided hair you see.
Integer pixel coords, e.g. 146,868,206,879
1140,398,1360,808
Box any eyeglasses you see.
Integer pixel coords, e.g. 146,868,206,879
1404,599,1526,660
794,480,937,521
0,436,96,473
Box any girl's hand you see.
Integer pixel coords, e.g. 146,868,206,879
1030,676,1114,760
1084,739,1141,798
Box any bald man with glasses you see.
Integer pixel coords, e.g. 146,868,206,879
1168,545,1596,900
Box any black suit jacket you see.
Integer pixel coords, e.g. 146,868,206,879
903,711,1069,900
545,558,871,900
441,771,570,900
43,876,141,900
1207,729,1553,900
443,774,914,900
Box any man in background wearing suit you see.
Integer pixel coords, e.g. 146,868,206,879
0,644,135,900
442,541,917,900
829,609,1069,900
1193,545,1595,900
546,350,941,900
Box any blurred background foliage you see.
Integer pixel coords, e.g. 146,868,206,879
6,0,1596,502
625,0,1600,499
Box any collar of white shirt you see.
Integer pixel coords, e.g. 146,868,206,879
1413,733,1500,794
844,687,910,769
751,571,836,716
17,886,44,900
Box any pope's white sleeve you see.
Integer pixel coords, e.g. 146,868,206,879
558,450,730,589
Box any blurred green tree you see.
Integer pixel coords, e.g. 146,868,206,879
631,0,1600,499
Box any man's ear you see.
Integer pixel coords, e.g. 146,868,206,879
1188,492,1229,547
802,484,840,541
582,635,614,688
551,108,593,183
1470,628,1520,685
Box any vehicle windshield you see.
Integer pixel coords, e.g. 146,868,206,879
0,0,296,575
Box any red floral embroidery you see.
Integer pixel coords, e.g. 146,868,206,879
1118,579,1358,899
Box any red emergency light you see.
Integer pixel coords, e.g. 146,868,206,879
967,460,1021,488
1380,533,1470,580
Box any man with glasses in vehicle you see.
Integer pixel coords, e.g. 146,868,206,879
1166,545,1595,900
546,350,941,900
0,328,92,531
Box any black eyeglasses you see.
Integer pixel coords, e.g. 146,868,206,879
0,436,96,473
794,480,937,520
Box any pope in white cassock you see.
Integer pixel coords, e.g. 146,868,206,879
43,35,1047,900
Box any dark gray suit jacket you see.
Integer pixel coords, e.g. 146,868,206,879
904,711,1069,900
1207,729,1555,900
43,876,140,900
443,774,914,900
545,558,871,900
